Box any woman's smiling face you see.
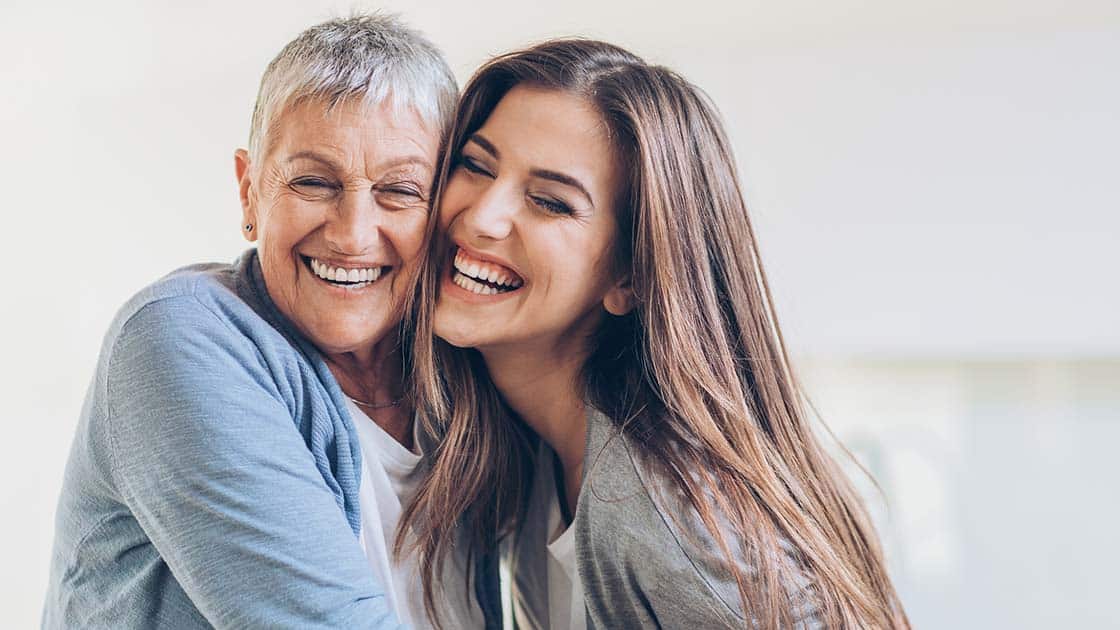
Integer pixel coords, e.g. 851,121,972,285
237,97,439,357
434,86,629,356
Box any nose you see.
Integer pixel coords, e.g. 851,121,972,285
461,181,516,242
324,188,381,255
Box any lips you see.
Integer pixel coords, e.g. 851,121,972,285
450,247,523,295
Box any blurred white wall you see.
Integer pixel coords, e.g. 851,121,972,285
801,359,1120,627
2,0,1116,627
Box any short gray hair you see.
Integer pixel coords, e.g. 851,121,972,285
248,13,457,162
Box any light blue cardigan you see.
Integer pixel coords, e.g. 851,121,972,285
43,250,406,629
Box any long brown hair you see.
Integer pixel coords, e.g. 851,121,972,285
400,39,909,629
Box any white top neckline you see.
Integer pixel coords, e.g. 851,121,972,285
541,444,587,630
346,400,482,629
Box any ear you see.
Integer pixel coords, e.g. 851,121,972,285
234,148,258,243
603,274,635,316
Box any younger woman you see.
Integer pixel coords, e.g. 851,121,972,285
402,39,909,629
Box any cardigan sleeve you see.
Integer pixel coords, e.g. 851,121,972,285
104,294,405,630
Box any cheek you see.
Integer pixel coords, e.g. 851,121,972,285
259,196,321,246
438,172,473,229
545,235,617,303
256,203,324,280
257,221,297,265
393,211,430,262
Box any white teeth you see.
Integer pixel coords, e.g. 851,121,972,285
452,248,524,289
308,258,383,285
453,272,508,296
452,272,485,294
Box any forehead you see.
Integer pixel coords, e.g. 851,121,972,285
263,97,439,168
477,86,617,190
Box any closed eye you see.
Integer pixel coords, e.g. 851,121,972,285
289,177,339,199
291,177,333,188
530,195,573,216
458,155,494,178
377,184,424,198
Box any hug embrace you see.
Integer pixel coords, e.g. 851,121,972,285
44,13,909,630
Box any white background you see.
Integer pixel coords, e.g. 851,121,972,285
2,0,1117,627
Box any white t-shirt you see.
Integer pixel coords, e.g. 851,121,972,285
347,400,483,629
520,442,587,630
544,489,586,630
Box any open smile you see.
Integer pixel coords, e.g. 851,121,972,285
449,247,524,296
302,255,391,289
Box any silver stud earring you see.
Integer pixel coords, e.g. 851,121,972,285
245,223,253,232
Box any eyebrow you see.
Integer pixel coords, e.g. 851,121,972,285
286,150,341,169
286,150,432,174
466,133,594,207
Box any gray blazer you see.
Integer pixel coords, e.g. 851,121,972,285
512,405,822,629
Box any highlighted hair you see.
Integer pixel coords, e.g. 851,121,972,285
402,38,909,629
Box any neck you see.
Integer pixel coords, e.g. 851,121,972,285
481,340,588,516
325,336,411,447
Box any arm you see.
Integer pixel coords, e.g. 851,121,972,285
105,295,403,629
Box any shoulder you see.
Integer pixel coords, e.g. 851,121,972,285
576,407,706,566
110,256,254,341
99,255,299,421
104,252,288,369
575,408,746,625
98,258,324,477
576,407,822,628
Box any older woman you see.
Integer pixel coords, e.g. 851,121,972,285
43,15,489,629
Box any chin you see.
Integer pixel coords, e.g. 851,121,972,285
308,325,393,357
433,326,469,349
433,320,483,350
437,334,478,350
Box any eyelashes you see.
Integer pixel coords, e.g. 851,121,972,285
290,176,334,189
458,155,492,177
376,184,424,199
286,177,426,203
455,154,576,216
529,195,573,216
288,177,339,199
